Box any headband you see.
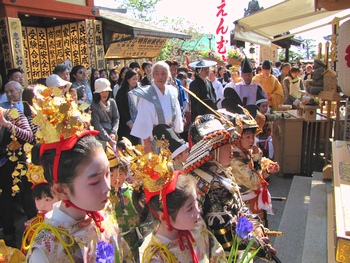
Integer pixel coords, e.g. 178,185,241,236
39,130,99,183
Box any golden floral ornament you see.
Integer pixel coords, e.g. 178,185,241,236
32,87,91,143
26,163,47,186
130,140,174,193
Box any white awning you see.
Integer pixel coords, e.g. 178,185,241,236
234,0,350,46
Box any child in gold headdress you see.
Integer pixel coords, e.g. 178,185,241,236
23,87,134,263
132,147,226,262
106,144,140,261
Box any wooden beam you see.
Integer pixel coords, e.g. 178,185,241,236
1,0,99,19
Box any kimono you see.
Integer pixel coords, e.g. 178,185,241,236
139,218,227,263
26,201,134,263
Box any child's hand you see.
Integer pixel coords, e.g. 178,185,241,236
268,162,279,173
252,145,260,154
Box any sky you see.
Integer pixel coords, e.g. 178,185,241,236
95,0,349,50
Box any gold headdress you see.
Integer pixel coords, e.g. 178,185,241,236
33,86,91,144
130,140,174,194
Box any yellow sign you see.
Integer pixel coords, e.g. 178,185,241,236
105,36,166,59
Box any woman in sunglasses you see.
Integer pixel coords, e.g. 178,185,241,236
70,65,93,105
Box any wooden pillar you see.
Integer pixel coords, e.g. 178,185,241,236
285,46,289,62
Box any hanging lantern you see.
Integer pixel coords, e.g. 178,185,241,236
337,19,350,96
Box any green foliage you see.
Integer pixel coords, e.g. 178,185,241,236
298,39,317,59
120,0,161,21
155,17,206,64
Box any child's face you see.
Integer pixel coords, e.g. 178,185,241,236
291,72,298,78
68,148,111,212
35,195,59,214
171,187,200,231
259,102,269,114
240,131,255,150
110,168,126,189
69,90,77,102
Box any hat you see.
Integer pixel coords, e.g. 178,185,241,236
221,88,243,113
245,104,265,134
262,60,272,70
189,60,217,68
255,86,267,105
46,74,72,89
94,78,112,93
241,57,253,73
129,62,140,69
152,124,188,159
184,114,239,173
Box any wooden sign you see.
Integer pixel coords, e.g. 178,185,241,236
94,20,105,69
22,27,31,81
85,19,96,69
37,28,50,78
26,27,41,82
78,21,89,69
47,27,57,72
69,23,80,67
105,36,166,59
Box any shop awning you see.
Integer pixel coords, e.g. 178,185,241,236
98,9,191,40
233,0,350,46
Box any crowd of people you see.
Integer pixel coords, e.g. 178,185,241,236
0,56,315,262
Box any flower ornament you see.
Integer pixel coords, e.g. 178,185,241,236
227,216,260,263
96,241,115,263
236,216,253,239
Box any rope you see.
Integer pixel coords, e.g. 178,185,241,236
22,221,75,263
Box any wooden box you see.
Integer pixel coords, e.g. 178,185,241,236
300,104,319,121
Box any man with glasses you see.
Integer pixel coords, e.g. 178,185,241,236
189,60,218,122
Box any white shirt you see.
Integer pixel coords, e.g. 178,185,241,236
131,84,183,140
211,78,224,109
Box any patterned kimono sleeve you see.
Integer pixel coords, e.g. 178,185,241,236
230,155,262,191
207,230,227,262
119,236,135,262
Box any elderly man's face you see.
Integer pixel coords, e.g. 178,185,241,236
153,65,169,88
5,83,22,102
10,72,25,86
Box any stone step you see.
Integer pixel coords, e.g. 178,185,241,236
273,175,312,263
301,172,328,263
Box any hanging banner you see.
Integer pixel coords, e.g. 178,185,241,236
47,27,57,71
8,18,26,71
54,26,64,65
70,23,80,67
26,27,41,82
0,19,12,70
37,28,50,78
94,20,105,69
215,0,229,62
22,27,31,81
62,23,72,66
78,21,89,69
85,19,96,69
105,36,166,59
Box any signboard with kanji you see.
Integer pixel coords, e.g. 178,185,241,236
105,36,166,59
